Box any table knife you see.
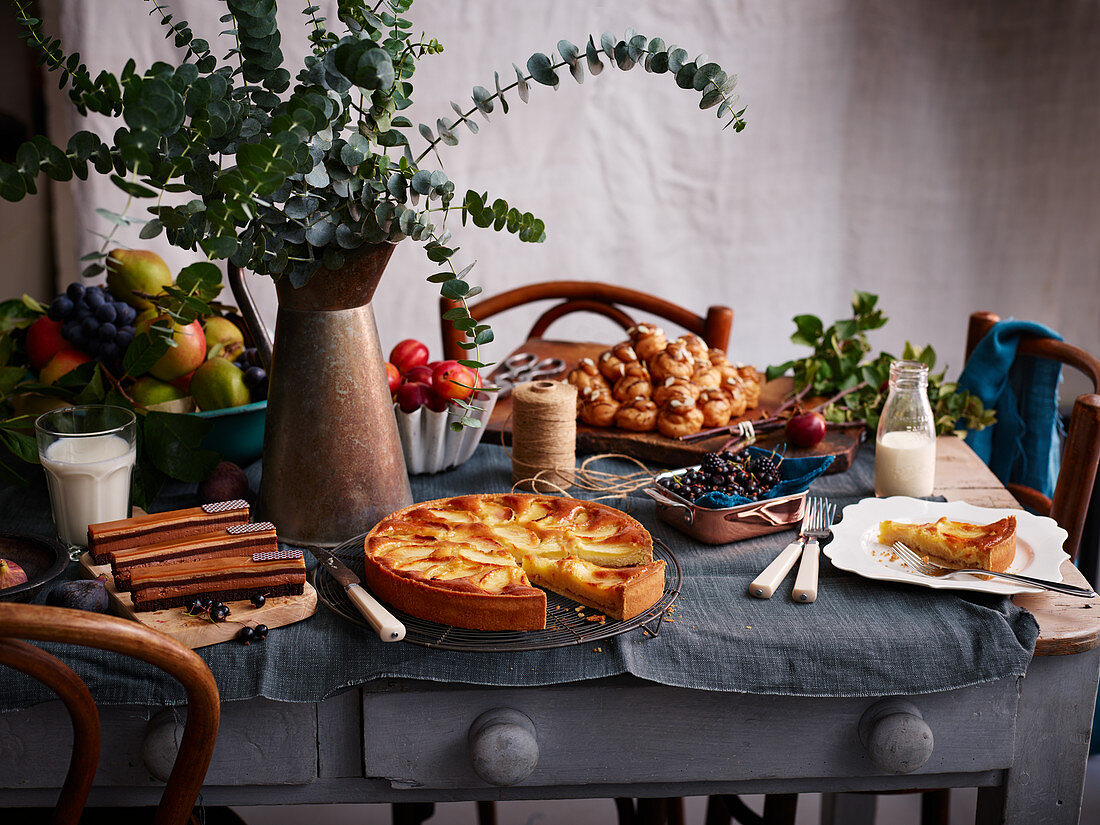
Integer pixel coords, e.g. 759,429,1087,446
309,548,405,642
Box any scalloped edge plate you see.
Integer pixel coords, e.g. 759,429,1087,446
825,496,1069,595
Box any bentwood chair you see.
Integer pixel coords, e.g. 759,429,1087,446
440,279,734,360
0,602,220,825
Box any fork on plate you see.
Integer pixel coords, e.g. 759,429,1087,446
890,541,1098,598
749,496,826,599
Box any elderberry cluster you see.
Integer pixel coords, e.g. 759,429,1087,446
660,450,783,502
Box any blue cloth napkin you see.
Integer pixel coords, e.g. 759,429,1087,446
695,446,834,508
957,320,1064,500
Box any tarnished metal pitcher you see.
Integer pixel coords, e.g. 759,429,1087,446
228,243,412,545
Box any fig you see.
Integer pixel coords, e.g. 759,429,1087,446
46,575,110,613
786,410,828,448
0,558,28,589
198,461,250,505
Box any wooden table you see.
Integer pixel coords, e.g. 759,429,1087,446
1,437,1098,825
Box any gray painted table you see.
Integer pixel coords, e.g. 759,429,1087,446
1,436,1098,824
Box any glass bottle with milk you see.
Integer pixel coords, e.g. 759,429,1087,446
874,361,936,497
35,405,137,551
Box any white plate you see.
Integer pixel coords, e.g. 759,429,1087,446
825,496,1070,595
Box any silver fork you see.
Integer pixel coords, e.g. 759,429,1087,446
891,541,1098,598
792,498,836,603
749,497,822,599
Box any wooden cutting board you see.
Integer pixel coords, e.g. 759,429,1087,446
486,339,865,471
78,553,317,649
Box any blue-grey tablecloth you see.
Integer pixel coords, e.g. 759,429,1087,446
0,443,1038,713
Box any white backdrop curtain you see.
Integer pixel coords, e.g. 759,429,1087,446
41,0,1100,393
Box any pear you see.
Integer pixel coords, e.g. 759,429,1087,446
203,316,245,360
189,357,252,411
130,376,186,408
106,249,173,309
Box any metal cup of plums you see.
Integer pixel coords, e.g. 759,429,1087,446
645,448,810,545
386,338,496,474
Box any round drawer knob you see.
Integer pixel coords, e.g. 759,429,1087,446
858,699,934,774
467,708,539,786
142,711,183,782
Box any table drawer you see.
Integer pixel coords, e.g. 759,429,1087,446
0,698,317,789
362,678,1019,789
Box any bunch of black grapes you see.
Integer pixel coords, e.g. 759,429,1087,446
47,283,137,366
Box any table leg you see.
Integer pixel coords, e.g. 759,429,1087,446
976,647,1100,825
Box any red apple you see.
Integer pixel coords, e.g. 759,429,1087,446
786,410,827,448
395,381,432,413
403,365,434,385
389,338,429,374
40,349,92,385
26,317,68,371
135,312,206,381
170,370,195,394
385,362,401,394
431,360,476,402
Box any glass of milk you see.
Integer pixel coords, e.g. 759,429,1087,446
874,361,937,498
35,405,137,554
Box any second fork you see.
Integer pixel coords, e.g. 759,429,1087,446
792,498,836,603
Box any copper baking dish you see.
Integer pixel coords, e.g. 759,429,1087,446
644,467,807,545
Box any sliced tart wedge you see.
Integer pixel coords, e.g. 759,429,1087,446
879,515,1017,573
521,554,666,621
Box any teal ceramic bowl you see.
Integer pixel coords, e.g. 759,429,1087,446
190,400,267,465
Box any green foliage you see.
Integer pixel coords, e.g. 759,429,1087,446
766,292,995,435
5,3,746,355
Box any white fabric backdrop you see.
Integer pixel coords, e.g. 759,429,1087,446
45,0,1100,390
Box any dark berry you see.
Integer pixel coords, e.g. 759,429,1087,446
196,597,212,609
250,593,266,608
185,598,201,615
49,296,73,320
95,303,117,323
100,342,120,361
210,604,230,622
66,282,86,302
242,366,266,387
84,289,105,309
98,322,117,341
254,624,268,639
238,626,256,644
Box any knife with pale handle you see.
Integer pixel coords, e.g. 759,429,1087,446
309,548,406,642
749,497,817,599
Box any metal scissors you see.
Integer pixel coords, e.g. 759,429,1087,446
493,352,567,396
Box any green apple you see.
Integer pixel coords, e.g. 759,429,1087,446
203,316,245,360
106,249,173,309
189,357,251,411
129,376,186,408
135,311,206,381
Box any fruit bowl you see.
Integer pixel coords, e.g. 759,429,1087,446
394,392,496,474
190,400,267,465
0,532,69,602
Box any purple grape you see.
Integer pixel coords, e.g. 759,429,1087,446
116,304,136,325
82,316,99,335
100,341,119,360
84,289,105,309
74,305,91,321
117,328,134,347
243,366,266,387
48,296,73,321
66,283,86,302
84,339,101,356
95,303,116,323
98,322,117,341
68,329,87,349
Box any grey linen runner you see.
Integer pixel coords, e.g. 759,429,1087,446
0,443,1038,712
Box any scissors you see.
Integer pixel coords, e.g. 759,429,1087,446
493,352,567,396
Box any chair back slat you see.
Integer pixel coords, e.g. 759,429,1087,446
441,280,732,360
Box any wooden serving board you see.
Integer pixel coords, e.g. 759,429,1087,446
78,553,318,649
486,339,865,471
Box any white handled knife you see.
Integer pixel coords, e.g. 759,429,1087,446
310,548,405,642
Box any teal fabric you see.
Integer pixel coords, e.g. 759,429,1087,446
957,320,1064,499
0,444,1038,713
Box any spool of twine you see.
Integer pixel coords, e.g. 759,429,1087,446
511,380,577,491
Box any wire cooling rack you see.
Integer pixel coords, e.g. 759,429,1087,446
313,535,682,652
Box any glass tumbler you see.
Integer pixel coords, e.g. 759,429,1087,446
35,405,137,554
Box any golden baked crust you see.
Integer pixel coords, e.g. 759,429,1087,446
521,555,666,621
363,494,656,630
879,516,1017,572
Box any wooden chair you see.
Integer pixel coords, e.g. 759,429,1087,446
0,602,220,825
440,280,734,360
965,311,1100,565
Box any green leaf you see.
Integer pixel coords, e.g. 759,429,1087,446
110,174,158,198
585,36,604,76
526,53,558,87
123,328,171,377
138,218,164,239
142,411,218,482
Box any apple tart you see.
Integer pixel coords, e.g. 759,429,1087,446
363,494,662,630
879,516,1017,573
